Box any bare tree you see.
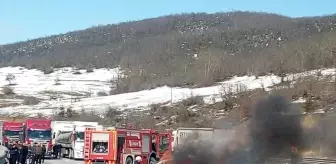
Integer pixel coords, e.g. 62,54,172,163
54,77,61,85
5,74,15,85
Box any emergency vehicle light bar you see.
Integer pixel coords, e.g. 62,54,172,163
85,127,96,131
105,127,116,131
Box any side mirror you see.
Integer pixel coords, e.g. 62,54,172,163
52,132,56,139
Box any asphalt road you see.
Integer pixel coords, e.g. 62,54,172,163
44,157,336,164
45,158,84,164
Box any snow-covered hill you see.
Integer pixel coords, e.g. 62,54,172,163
0,66,335,116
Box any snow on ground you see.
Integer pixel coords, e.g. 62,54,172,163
0,67,335,116
0,66,121,99
292,97,306,104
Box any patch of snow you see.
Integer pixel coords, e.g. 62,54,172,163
0,66,122,99
292,97,306,103
302,108,325,114
0,67,335,116
314,108,325,114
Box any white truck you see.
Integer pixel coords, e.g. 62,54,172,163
172,127,235,150
51,121,102,160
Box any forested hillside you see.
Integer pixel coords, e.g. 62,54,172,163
1,11,336,93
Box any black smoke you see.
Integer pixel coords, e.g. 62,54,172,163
171,95,304,164
172,140,216,164
249,95,303,162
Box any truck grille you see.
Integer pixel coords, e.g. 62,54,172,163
30,140,50,150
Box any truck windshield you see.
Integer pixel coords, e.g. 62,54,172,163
4,130,20,137
76,132,84,140
28,130,51,140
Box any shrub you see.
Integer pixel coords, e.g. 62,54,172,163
5,74,15,85
23,96,40,105
86,64,94,73
181,95,204,106
104,107,123,125
86,68,94,73
97,91,108,96
54,77,61,85
2,87,14,95
73,71,82,75
149,104,161,113
303,97,315,113
105,107,122,116
42,67,54,74
175,107,199,124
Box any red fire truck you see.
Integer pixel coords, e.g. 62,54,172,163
84,127,172,164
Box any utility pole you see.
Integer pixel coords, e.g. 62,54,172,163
170,87,173,105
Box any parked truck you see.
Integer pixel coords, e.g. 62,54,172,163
25,119,53,157
52,121,102,160
2,121,24,144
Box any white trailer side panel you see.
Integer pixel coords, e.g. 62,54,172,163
174,128,214,147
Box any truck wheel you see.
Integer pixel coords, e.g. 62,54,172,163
150,157,157,164
126,157,133,164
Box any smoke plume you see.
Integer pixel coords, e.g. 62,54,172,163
172,95,304,164
249,95,303,161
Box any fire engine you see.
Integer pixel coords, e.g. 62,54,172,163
84,127,172,164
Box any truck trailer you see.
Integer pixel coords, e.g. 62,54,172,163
172,127,235,150
52,121,102,160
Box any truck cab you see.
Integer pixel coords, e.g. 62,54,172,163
2,121,24,144
151,130,172,161
84,127,172,164
25,119,52,156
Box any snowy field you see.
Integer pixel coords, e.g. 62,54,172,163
0,66,335,116
0,67,122,98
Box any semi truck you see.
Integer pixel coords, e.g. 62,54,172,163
2,121,24,144
25,119,53,157
84,127,172,164
52,121,102,160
